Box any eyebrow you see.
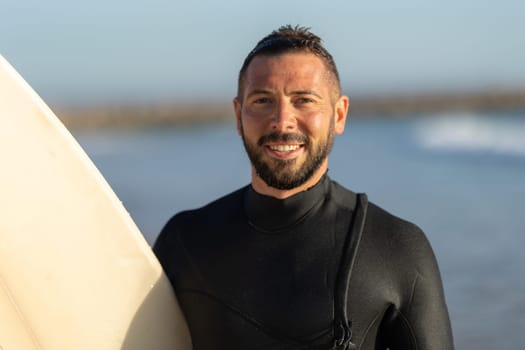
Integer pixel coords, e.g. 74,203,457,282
291,89,323,99
246,89,323,99
246,89,273,99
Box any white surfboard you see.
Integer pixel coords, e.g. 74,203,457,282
0,55,192,350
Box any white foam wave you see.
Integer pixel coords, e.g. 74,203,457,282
415,113,525,156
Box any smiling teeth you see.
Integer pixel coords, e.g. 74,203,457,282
269,145,300,152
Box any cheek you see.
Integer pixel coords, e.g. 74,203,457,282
301,111,332,136
241,108,270,131
240,115,264,141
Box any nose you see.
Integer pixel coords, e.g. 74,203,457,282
270,100,297,132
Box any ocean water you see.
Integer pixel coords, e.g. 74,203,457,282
75,110,525,349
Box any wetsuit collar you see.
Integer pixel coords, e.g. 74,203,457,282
243,174,330,232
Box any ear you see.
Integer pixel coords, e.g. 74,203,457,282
233,97,242,135
334,95,349,135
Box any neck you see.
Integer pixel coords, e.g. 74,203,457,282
250,161,329,199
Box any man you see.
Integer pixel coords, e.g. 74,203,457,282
154,25,454,349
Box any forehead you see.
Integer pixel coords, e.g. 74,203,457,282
242,53,333,95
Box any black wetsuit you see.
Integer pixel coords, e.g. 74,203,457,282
154,176,454,349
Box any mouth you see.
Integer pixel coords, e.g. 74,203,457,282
265,143,304,159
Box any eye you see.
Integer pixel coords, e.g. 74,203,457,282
253,97,272,104
295,97,315,105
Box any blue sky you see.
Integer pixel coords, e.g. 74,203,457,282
2,0,524,105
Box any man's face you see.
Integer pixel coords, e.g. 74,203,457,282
234,52,348,191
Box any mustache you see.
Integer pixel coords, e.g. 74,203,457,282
257,132,309,146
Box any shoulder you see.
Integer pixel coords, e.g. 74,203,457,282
362,200,440,282
161,185,248,234
328,179,434,266
153,186,248,279
328,179,422,237
366,201,424,240
154,186,247,252
367,201,431,250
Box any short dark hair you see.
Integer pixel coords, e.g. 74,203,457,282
237,25,341,98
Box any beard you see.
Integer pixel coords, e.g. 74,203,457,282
240,121,335,190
